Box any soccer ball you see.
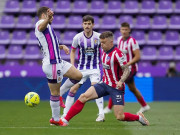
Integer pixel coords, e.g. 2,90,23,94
24,92,40,107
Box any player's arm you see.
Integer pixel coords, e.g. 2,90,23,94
38,9,53,32
116,52,130,88
70,48,76,65
119,64,130,83
127,49,140,66
117,64,130,89
59,45,69,54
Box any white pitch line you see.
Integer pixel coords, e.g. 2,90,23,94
0,127,110,129
0,127,180,130
0,127,138,129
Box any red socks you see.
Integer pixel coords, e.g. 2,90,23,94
108,97,113,109
124,112,139,121
137,97,147,107
65,100,85,121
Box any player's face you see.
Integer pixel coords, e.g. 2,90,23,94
100,38,112,52
82,21,94,33
49,16,53,24
120,27,130,38
44,9,54,24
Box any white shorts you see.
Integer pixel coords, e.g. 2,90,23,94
79,69,101,84
42,60,72,83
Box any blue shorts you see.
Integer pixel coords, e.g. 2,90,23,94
94,83,124,105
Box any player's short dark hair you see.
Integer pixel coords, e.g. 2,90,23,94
37,6,49,18
99,31,114,39
82,15,94,24
121,22,130,28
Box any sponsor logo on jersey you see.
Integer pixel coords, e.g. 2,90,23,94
103,63,110,69
85,47,95,56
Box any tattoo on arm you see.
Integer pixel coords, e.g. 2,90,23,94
119,64,130,83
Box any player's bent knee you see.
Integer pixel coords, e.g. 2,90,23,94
79,93,88,103
116,114,124,121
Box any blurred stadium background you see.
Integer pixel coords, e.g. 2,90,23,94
0,1,180,135
0,0,180,102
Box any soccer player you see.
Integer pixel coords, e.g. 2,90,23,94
104,22,150,114
35,7,82,126
59,31,149,126
60,15,104,122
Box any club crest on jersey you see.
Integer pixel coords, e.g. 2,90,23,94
106,56,110,62
58,77,61,82
94,39,98,45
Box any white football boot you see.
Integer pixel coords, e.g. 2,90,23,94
137,105,150,114
138,112,149,126
103,106,112,114
96,114,105,122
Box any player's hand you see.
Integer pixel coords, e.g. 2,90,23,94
62,45,69,54
47,9,54,20
116,81,123,89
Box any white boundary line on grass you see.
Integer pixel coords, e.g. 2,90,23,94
0,127,180,130
0,127,113,129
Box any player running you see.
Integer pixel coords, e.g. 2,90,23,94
104,22,150,114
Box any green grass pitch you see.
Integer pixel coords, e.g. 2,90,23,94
0,101,180,135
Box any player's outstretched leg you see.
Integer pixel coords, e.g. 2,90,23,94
59,78,79,107
120,112,149,126
59,99,85,126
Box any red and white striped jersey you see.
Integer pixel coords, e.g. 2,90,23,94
117,36,139,72
102,46,127,90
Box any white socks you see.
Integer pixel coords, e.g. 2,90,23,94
50,95,60,121
95,97,104,115
63,92,75,116
60,79,74,96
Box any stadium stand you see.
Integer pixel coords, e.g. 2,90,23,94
0,0,180,77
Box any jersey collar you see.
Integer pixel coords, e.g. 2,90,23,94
106,46,115,54
83,31,93,39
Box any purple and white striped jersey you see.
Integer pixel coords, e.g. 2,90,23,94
35,19,61,65
71,31,101,70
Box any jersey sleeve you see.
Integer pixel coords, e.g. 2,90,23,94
132,38,139,51
71,34,79,49
115,50,127,67
35,20,46,32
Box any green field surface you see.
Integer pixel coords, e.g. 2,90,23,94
0,101,179,135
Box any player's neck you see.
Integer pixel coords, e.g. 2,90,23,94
122,36,130,41
84,31,93,38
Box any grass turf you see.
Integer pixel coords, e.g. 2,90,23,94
0,101,180,135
